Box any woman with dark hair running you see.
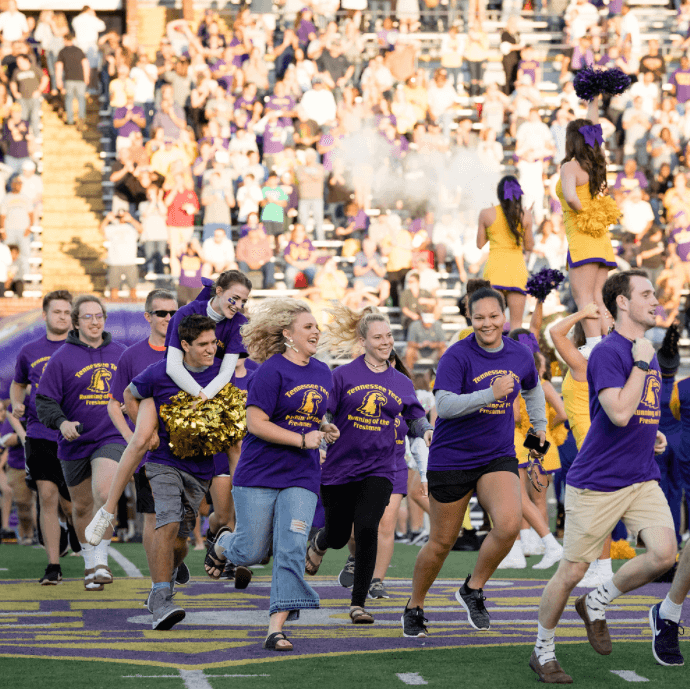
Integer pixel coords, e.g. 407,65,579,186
401,286,547,637
305,305,433,624
477,175,534,331
557,93,620,356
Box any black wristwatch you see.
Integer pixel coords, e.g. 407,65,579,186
633,360,650,372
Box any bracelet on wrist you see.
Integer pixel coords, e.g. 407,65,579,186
300,431,306,449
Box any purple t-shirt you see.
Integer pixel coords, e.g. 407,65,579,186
230,359,258,392
429,334,540,470
37,335,127,461
1,417,25,470
670,68,690,103
233,353,333,494
131,359,222,480
113,105,145,137
13,335,65,442
165,300,248,360
321,356,426,486
265,94,296,127
566,331,661,491
394,415,408,472
670,223,690,262
263,120,286,155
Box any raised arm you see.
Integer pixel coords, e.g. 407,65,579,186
549,303,599,381
586,93,600,125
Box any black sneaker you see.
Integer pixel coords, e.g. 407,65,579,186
455,575,491,630
337,555,355,588
175,562,190,585
369,578,390,599
39,564,62,585
401,600,428,638
650,603,685,666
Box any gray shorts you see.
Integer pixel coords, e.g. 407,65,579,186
145,462,210,539
107,265,138,290
60,442,125,488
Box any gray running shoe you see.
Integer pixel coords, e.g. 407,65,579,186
368,578,390,599
150,588,185,630
338,555,356,588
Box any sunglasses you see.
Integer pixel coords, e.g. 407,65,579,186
149,309,177,318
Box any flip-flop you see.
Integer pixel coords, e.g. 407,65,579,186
350,606,375,624
204,526,231,579
263,631,293,651
305,531,326,576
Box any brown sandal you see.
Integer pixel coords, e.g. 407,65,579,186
305,531,326,576
349,606,375,624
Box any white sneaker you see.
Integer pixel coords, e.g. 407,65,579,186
532,544,564,570
85,507,115,546
522,529,546,557
498,540,527,569
578,561,601,588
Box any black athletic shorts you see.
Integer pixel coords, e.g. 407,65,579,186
427,456,519,504
134,468,155,514
25,437,71,501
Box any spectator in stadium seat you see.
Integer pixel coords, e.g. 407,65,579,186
500,15,524,95
668,55,690,110
550,107,571,163
312,254,348,301
55,34,89,128
283,223,317,289
619,2,642,56
0,2,27,44
108,63,135,110
620,187,655,238
177,239,203,304
400,270,435,338
0,177,31,282
300,75,337,126
404,305,447,370
165,173,199,277
202,226,237,277
427,68,457,139
138,185,168,276
622,95,652,166
0,243,22,296
0,240,12,296
130,51,156,128
668,209,690,288
18,160,41,217
101,209,143,301
152,83,187,141
236,223,275,289
295,148,326,241
9,52,46,139
236,173,264,224
2,102,32,181
72,5,105,86
201,169,234,241
612,158,649,202
113,91,146,152
352,236,391,306
648,127,680,176
639,39,666,84
663,172,690,219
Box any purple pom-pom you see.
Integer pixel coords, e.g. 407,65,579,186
573,67,601,102
525,268,565,302
598,67,632,95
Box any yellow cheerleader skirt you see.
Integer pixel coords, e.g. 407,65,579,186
483,249,528,293
564,196,620,270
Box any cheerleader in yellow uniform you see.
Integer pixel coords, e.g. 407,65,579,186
557,94,620,355
477,176,534,331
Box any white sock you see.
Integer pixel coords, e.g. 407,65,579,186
520,528,532,542
94,539,110,567
535,622,557,664
586,579,622,621
659,595,683,624
80,543,95,569
597,558,613,577
542,533,561,551
585,336,602,347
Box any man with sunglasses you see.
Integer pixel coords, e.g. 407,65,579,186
36,295,126,592
107,290,178,584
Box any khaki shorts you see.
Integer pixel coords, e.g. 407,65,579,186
7,467,33,505
563,481,674,563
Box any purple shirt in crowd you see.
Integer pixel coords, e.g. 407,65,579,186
233,353,333,494
113,105,146,138
37,334,126,461
13,335,66,442
265,94,296,127
263,120,287,155
566,331,662,491
429,334,540,470
670,68,690,103
321,356,426,486
1,416,25,470
131,359,222,480
670,222,690,262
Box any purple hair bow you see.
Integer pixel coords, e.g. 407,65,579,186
517,332,540,355
503,179,523,201
579,123,603,148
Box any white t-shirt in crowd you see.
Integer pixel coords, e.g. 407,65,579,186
621,199,655,237
202,236,236,267
72,11,106,49
0,10,28,42
104,221,139,266
130,64,157,104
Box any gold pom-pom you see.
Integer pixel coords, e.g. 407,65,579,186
159,383,247,459
550,360,562,379
517,394,531,436
548,403,569,447
610,539,637,560
576,195,621,238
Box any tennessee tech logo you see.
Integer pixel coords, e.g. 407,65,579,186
357,391,388,417
642,374,661,409
297,389,323,415
87,368,112,394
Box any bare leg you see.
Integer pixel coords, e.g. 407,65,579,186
37,480,61,563
208,476,233,534
595,266,609,336
149,521,181,584
569,263,601,338
524,468,550,532
374,494,403,581
611,526,676,592
505,291,527,331
539,559,590,628
668,540,690,605
90,457,119,540
67,478,96,543
267,610,291,649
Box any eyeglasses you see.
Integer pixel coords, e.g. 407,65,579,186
79,313,104,322
149,309,177,318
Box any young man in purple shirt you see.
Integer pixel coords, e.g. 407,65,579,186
669,55,690,107
531,270,677,683
36,295,127,593
10,290,73,585
107,289,177,581
86,315,222,630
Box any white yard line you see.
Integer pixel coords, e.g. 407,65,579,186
396,672,429,685
610,670,650,683
178,669,214,689
109,546,143,577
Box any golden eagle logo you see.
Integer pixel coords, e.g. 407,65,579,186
642,374,661,409
297,389,323,415
357,391,388,417
87,368,112,394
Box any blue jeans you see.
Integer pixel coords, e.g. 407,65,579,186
298,199,324,241
218,485,319,619
64,80,86,123
202,222,231,241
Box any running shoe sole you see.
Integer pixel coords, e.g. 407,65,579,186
234,566,252,590
175,562,190,585
400,614,427,638
455,589,490,630
153,608,186,631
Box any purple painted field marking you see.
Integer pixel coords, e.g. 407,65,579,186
610,670,650,683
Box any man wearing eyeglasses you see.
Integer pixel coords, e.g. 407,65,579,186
36,295,127,593
107,289,178,584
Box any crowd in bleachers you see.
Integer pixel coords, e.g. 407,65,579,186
6,1,690,363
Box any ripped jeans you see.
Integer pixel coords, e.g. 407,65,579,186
218,485,319,618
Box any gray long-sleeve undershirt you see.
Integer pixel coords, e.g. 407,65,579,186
435,383,547,432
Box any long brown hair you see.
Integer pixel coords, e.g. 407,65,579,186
496,175,524,246
563,118,608,198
